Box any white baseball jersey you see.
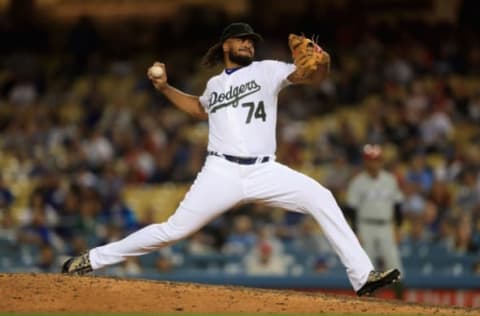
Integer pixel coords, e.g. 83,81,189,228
199,60,295,156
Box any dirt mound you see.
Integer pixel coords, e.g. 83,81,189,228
0,273,478,314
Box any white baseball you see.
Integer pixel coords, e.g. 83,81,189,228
150,66,164,78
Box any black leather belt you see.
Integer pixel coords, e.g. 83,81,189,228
361,218,391,225
207,151,270,165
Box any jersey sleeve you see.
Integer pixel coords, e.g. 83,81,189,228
262,60,296,93
198,81,211,110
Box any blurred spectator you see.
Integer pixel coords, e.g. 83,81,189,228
8,80,38,106
153,247,182,273
19,189,58,228
406,153,434,193
365,112,387,145
434,216,456,247
0,209,16,241
74,193,103,239
428,180,453,220
277,121,305,167
402,181,426,218
422,200,440,237
122,257,142,276
256,224,284,257
473,261,480,276
455,168,480,213
404,80,429,124
404,215,433,244
0,176,14,212
99,197,138,234
98,225,124,245
385,58,413,85
275,212,306,244
56,188,82,240
35,243,56,272
186,231,216,255
244,241,290,276
222,215,256,255
68,235,89,257
82,129,114,169
328,118,362,165
384,105,421,160
322,152,352,199
468,93,480,123
420,108,454,152
155,254,174,273
148,153,173,183
312,256,330,274
452,214,479,255
17,206,63,251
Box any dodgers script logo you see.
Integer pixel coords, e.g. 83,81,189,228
208,80,261,113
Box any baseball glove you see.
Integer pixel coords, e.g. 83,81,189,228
288,34,329,75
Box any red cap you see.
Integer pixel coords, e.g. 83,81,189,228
259,242,272,254
362,144,382,160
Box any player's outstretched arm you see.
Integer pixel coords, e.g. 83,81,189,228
147,62,208,120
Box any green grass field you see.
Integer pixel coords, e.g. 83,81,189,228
0,313,454,316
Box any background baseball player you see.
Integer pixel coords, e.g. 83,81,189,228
62,22,400,296
347,144,404,297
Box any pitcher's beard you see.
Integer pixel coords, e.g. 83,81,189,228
229,51,253,67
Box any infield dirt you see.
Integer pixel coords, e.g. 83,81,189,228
0,273,478,315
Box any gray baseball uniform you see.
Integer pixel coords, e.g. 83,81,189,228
347,170,404,273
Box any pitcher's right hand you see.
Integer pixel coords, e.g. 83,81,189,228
147,62,168,91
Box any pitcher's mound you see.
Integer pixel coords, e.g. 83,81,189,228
0,273,477,314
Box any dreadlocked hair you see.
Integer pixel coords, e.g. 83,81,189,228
202,43,224,68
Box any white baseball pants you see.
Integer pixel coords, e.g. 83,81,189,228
89,155,374,291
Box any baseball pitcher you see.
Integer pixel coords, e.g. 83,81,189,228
62,23,400,296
